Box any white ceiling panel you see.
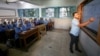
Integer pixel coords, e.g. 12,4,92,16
0,0,78,7
22,0,78,7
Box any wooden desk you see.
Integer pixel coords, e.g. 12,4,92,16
36,24,46,36
6,29,15,39
19,28,40,48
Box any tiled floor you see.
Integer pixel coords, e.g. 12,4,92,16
7,30,86,56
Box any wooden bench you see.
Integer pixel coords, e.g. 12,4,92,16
19,28,40,48
36,24,46,36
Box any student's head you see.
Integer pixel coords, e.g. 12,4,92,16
8,21,10,24
73,12,80,19
40,18,43,20
3,22,7,25
45,19,48,21
18,23,22,28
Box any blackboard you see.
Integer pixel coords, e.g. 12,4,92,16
82,0,100,34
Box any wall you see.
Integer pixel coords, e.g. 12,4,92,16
80,31,100,56
77,0,83,5
0,1,19,18
0,2,18,9
53,17,72,30
0,1,42,18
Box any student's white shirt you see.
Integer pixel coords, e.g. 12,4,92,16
70,18,80,36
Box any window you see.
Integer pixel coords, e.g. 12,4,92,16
18,8,39,17
59,7,70,17
23,9,34,17
46,8,54,18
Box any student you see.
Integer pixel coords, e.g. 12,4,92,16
21,23,27,31
34,18,38,26
25,21,32,30
30,20,35,28
0,24,5,42
44,19,49,25
14,23,22,47
69,12,95,53
15,23,22,40
0,22,8,43
0,24,4,32
7,21,13,29
38,18,44,25
18,19,23,24
2,22,8,30
13,20,17,28
4,19,8,24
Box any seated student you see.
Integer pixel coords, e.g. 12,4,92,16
0,24,4,32
21,23,27,31
0,19,3,32
0,22,8,43
7,21,13,29
2,22,8,30
0,24,5,42
18,19,23,24
25,21,32,30
30,20,35,28
44,19,49,25
4,19,8,24
38,18,45,25
12,19,18,28
43,19,49,31
15,23,22,40
14,23,22,47
34,18,38,26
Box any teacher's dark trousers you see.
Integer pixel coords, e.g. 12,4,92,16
69,33,79,51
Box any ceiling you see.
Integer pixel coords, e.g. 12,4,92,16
24,0,78,7
0,0,79,7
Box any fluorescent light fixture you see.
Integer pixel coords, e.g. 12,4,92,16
6,0,19,2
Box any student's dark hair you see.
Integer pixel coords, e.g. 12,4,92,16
40,17,43,20
72,12,77,16
3,22,7,25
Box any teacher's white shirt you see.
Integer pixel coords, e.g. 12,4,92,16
70,18,80,36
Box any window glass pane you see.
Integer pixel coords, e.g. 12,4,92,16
46,8,54,18
18,6,76,18
18,8,39,17
59,8,67,17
